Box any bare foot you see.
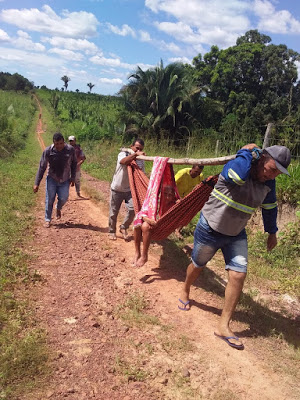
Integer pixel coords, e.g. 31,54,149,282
136,255,148,267
132,252,141,266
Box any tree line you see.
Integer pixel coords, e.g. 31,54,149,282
119,30,300,151
0,72,34,92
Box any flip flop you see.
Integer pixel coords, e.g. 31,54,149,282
178,298,190,311
214,332,244,350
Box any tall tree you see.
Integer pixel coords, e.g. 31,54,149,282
120,61,204,142
61,75,70,91
87,83,95,93
192,30,300,134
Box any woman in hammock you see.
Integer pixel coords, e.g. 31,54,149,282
133,185,177,267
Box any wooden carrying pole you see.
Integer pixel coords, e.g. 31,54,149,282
121,148,236,166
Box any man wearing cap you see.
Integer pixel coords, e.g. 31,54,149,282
178,143,291,350
68,136,86,197
33,132,77,227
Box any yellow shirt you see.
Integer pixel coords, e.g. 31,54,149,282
175,168,204,198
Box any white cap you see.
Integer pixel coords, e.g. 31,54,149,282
68,135,76,141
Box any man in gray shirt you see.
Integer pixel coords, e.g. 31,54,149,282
109,138,145,240
33,132,77,227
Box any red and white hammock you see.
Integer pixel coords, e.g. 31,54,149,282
128,159,218,241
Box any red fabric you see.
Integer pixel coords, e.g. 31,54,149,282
128,161,218,241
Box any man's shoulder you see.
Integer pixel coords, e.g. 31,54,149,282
175,168,190,178
65,143,75,153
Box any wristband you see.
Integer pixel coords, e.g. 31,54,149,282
251,148,262,161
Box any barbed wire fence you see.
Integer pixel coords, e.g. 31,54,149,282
149,123,300,159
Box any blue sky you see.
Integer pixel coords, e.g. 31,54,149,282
0,0,300,95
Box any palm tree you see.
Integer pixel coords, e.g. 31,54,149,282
87,83,95,93
120,61,201,142
61,75,70,91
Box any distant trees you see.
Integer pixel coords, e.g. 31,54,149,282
0,72,33,92
120,30,300,147
192,30,300,142
87,83,95,93
61,75,70,91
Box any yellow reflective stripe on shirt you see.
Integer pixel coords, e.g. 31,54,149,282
228,168,245,186
261,202,277,210
212,189,255,214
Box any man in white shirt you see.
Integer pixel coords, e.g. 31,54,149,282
108,138,145,240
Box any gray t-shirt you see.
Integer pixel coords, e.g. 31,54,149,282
111,151,145,192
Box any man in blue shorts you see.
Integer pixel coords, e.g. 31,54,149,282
178,143,291,350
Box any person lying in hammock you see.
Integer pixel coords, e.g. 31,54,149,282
133,185,177,267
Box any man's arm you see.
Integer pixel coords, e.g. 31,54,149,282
33,149,48,192
78,149,86,166
119,150,145,165
70,148,77,185
261,179,278,251
222,148,253,184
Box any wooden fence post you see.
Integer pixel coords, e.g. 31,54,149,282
263,123,273,149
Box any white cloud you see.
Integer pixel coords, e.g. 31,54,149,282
99,77,123,85
254,0,300,34
145,0,251,50
0,5,99,38
139,30,151,42
168,56,192,64
90,54,130,68
12,30,45,51
0,28,10,42
0,46,66,67
42,36,98,55
106,23,136,38
48,47,84,61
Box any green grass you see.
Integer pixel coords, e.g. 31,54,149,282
115,292,160,327
0,108,49,398
247,217,300,296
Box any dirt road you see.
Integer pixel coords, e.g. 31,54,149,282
23,107,299,399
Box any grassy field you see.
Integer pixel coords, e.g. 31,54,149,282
0,104,49,398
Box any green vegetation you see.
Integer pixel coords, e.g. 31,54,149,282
0,72,34,92
36,88,124,142
0,90,36,156
0,104,48,398
248,217,300,295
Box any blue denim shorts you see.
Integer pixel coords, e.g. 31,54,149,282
191,213,248,273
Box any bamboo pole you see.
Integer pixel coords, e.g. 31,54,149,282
121,148,236,166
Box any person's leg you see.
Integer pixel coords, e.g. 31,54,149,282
56,180,70,217
45,176,57,223
133,226,142,265
215,230,248,347
179,262,203,307
216,270,246,338
136,221,151,267
75,170,81,196
179,213,218,309
108,190,123,235
122,192,135,230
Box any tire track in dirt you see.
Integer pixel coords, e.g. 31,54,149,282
23,100,299,400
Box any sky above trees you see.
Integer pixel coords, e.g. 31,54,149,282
0,0,300,95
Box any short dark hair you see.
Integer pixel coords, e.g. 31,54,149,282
132,137,144,147
53,132,64,142
192,164,204,170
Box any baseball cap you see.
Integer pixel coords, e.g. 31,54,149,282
264,145,291,176
68,135,76,141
